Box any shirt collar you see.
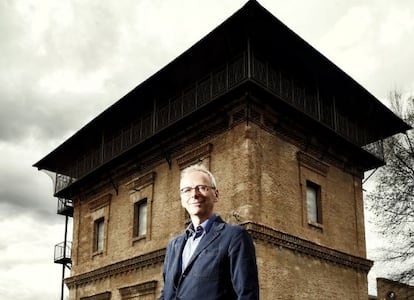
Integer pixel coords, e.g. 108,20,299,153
185,214,217,237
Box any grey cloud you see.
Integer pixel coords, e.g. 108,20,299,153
0,179,61,225
0,86,98,142
0,151,61,224
0,0,207,145
0,1,131,143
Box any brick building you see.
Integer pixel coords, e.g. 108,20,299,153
34,1,410,299
370,278,414,300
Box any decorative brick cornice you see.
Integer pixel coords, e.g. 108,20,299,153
88,193,112,212
66,249,165,288
297,151,329,176
66,224,372,290
176,143,212,170
119,280,157,297
125,172,156,192
241,222,373,273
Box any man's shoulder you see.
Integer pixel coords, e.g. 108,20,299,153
167,231,186,246
213,216,246,234
224,222,246,233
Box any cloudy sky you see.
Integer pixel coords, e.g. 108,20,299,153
0,0,413,299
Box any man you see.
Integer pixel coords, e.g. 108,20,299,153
159,164,259,300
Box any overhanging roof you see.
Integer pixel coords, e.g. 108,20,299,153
34,0,410,174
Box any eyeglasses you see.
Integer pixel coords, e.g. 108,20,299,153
180,185,215,196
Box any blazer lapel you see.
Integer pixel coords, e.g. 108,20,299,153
172,234,187,284
182,220,225,274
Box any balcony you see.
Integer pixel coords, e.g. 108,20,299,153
54,241,72,266
57,198,73,217
55,174,76,194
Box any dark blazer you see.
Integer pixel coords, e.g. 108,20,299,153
159,216,259,300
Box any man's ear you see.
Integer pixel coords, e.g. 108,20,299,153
214,189,219,202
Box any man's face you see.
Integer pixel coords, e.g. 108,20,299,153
180,170,219,220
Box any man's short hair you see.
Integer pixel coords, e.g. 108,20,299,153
180,164,217,188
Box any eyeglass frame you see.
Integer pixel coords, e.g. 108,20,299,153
180,185,216,196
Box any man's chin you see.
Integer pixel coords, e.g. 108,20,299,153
189,209,202,215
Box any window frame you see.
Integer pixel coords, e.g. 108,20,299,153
93,217,105,253
297,151,328,232
133,198,148,239
306,180,323,226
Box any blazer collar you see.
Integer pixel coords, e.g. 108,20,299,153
181,215,225,274
185,214,219,238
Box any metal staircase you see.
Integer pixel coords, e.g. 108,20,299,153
54,197,73,300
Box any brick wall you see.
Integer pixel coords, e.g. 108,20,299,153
376,278,414,300
67,122,370,299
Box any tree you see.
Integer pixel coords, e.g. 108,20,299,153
367,91,414,284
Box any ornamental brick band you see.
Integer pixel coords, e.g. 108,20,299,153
65,249,165,288
242,222,373,272
66,221,372,289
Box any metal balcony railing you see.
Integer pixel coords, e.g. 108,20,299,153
55,174,76,194
57,198,73,217
54,241,72,266
52,50,387,194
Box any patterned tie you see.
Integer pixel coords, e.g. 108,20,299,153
194,225,204,239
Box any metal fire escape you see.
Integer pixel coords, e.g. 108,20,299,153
54,197,73,300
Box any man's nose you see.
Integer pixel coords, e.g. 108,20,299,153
191,187,202,196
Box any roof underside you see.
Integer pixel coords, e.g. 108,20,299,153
34,0,410,175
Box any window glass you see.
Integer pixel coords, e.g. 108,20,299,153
306,181,321,223
138,201,147,236
134,199,147,237
95,218,104,251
